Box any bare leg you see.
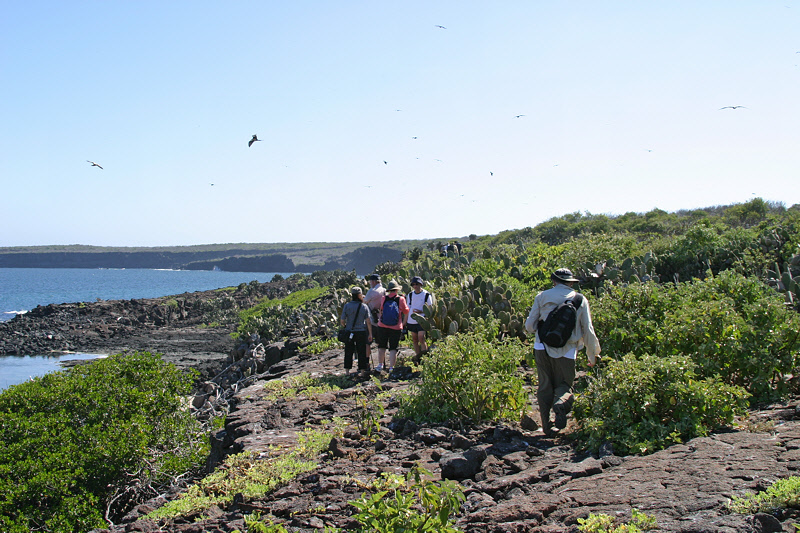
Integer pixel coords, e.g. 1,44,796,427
377,347,386,369
388,349,397,369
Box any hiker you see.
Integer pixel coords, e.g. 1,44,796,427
405,276,433,360
339,287,373,376
364,274,385,363
524,268,601,437
375,280,410,373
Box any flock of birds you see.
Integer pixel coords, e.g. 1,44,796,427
84,102,749,175
83,24,749,178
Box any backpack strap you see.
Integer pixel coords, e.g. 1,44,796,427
347,302,362,331
407,290,431,306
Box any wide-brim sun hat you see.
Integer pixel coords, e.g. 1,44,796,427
351,286,363,295
386,280,402,292
552,268,579,283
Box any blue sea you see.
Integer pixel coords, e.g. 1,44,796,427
0,268,292,390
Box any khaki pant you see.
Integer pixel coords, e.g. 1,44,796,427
534,349,576,429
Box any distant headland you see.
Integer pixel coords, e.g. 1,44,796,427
0,239,448,275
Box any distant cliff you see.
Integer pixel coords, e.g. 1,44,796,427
0,245,406,275
183,254,295,272
0,249,265,270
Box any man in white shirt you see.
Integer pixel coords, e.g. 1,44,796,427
406,276,434,360
525,268,601,436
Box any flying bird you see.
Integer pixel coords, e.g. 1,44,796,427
719,106,746,110
383,160,388,165
435,25,447,29
86,160,103,169
248,134,262,147
514,114,526,118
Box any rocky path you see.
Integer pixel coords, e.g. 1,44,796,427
102,345,799,533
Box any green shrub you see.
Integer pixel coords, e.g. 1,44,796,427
573,354,749,455
350,466,465,532
149,421,345,519
0,352,207,532
727,475,800,515
578,508,658,532
592,271,800,401
399,332,527,423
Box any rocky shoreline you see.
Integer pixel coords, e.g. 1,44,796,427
3,294,799,532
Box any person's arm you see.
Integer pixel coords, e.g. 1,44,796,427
524,296,540,334
579,299,601,366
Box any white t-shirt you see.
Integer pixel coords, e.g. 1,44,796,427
406,290,431,325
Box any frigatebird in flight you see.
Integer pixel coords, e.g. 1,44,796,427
87,160,103,169
248,134,262,147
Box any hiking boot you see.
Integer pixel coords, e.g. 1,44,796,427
553,403,568,430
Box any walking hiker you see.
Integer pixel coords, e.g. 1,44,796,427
375,280,409,373
340,287,373,376
406,276,433,360
364,274,385,365
524,268,601,436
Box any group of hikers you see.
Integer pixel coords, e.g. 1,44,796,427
339,266,602,436
338,274,433,378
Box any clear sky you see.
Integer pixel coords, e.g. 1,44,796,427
2,1,798,247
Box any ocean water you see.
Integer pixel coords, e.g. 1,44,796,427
0,267,292,390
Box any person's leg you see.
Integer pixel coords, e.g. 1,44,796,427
551,357,577,429
355,332,369,371
343,340,354,373
410,329,421,356
534,349,555,434
387,329,401,369
376,327,388,370
418,330,428,354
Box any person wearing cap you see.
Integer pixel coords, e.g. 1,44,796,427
364,274,385,361
406,276,434,360
339,286,373,376
524,268,601,437
375,280,410,373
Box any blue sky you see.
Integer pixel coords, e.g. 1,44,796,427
2,1,798,247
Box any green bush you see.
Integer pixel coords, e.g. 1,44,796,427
351,466,465,532
399,332,527,423
592,271,800,401
573,354,749,456
727,475,800,515
0,352,207,532
578,508,658,532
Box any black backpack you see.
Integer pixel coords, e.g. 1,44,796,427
538,294,584,348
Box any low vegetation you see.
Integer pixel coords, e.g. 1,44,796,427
350,466,465,532
577,508,658,533
727,475,800,515
573,354,750,455
0,352,207,532
147,422,345,520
